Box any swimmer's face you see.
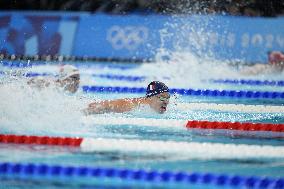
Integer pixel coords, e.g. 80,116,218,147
61,74,80,93
269,52,284,70
149,92,170,114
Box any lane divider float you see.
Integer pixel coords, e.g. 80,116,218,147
82,117,284,138
7,70,284,89
210,79,284,87
1,134,284,159
0,53,149,65
91,74,284,87
2,71,283,100
93,74,146,82
186,120,284,132
0,71,53,78
82,86,284,99
1,162,283,188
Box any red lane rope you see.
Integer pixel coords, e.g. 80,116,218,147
0,121,283,147
0,134,82,146
186,121,284,132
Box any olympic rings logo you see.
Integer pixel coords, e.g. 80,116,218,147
107,25,149,51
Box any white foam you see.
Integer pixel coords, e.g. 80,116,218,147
0,78,89,136
81,138,284,159
177,102,284,114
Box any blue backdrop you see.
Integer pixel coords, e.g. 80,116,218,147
0,11,283,63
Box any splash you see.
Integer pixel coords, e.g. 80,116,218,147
0,76,89,136
138,15,284,89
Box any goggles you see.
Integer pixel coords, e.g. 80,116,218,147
157,96,170,102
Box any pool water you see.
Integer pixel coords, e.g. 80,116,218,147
0,59,284,188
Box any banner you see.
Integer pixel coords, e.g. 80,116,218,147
0,12,284,63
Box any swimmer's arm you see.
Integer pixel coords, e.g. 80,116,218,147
83,98,144,114
240,64,270,75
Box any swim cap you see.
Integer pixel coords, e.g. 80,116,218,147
146,81,169,97
59,65,79,80
268,51,284,65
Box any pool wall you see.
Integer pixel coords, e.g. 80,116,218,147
0,11,284,63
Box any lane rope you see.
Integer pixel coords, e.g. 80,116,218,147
82,86,284,99
0,62,135,70
0,134,82,146
0,53,150,64
93,74,146,82
82,117,284,139
1,162,283,188
14,71,284,87
1,134,284,158
3,71,284,100
186,120,284,132
210,79,284,87
90,74,284,87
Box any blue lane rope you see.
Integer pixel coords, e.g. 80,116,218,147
0,71,54,77
0,162,283,188
0,62,136,71
91,73,284,86
0,71,150,82
211,79,284,87
82,86,284,99
93,74,284,87
1,70,283,99
93,74,146,82
94,74,284,87
0,60,140,69
24,73,52,77
0,61,46,68
0,72,144,80
22,71,282,88
2,69,283,88
0,53,150,64
94,75,284,86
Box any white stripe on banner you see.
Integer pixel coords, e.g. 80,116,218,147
176,103,284,114
81,138,284,159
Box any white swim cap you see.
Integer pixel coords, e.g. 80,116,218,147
59,65,79,80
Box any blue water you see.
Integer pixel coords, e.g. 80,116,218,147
0,60,284,188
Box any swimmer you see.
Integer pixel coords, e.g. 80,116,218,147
240,51,284,75
84,81,170,114
27,64,80,93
